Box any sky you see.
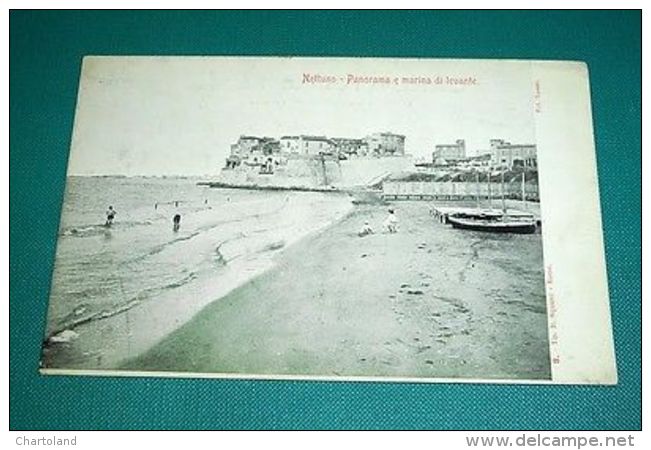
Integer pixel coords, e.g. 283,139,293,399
68,56,537,176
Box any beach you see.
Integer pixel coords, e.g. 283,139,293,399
41,177,354,370
125,200,551,381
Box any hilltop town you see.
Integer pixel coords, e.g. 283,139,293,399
214,132,537,197
216,132,413,190
224,132,406,171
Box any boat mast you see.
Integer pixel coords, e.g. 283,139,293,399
501,170,506,213
521,172,526,210
475,171,480,209
488,167,492,210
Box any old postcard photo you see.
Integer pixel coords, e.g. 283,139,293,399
39,56,616,383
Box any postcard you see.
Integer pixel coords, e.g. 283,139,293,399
39,56,616,384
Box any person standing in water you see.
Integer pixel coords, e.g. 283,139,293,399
105,206,117,226
173,213,181,232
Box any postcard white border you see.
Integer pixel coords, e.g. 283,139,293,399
533,60,617,384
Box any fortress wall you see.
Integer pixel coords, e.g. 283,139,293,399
215,156,413,189
337,156,415,186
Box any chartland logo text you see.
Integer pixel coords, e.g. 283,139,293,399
16,436,77,446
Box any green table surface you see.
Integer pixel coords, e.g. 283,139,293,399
9,10,641,430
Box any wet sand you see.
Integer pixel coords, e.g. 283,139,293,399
124,201,551,380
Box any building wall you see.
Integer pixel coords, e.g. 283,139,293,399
217,154,343,188
260,139,280,155
489,139,537,168
490,143,537,169
366,133,406,156
217,154,415,188
333,139,369,157
433,139,466,162
299,137,335,155
280,136,300,153
338,155,415,186
280,136,335,155
231,136,262,156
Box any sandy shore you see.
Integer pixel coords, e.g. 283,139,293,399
124,201,551,381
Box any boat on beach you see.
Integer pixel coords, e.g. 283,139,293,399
447,214,537,234
444,171,538,234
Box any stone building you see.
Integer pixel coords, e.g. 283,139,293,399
279,136,300,154
225,135,281,169
230,136,279,157
299,136,336,156
230,135,263,157
332,138,369,158
489,139,537,169
280,135,335,156
365,132,406,156
432,139,466,164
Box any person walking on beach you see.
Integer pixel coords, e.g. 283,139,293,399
173,213,181,232
384,209,398,233
105,206,117,226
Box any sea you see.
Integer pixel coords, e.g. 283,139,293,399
42,176,353,370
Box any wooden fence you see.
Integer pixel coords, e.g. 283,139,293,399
382,181,539,201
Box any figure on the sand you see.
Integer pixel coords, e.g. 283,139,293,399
173,213,181,232
384,208,398,233
358,221,374,237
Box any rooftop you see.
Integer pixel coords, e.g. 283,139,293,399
299,135,334,143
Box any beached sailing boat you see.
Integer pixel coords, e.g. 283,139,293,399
447,171,537,234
